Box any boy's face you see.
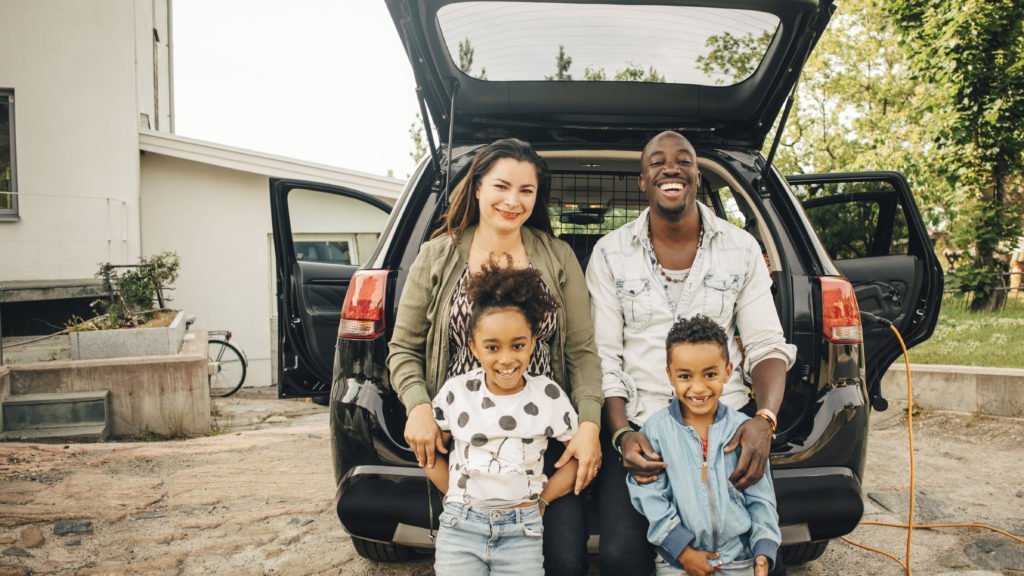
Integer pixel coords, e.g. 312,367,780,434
666,341,733,418
468,308,536,396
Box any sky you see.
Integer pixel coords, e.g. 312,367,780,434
172,0,421,179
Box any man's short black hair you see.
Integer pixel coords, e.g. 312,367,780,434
665,314,730,364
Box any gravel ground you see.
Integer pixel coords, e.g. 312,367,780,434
1,387,1022,576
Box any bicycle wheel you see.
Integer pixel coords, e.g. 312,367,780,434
208,338,247,397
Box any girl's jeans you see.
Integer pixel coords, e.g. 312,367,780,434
434,501,545,576
655,555,756,576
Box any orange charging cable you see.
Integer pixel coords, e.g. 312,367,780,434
840,323,1024,575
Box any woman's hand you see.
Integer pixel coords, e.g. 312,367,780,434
404,403,446,468
554,421,601,494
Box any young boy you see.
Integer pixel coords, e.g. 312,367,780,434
627,315,781,576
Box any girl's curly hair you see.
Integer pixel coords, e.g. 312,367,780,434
464,257,559,337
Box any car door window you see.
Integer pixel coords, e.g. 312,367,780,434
796,181,911,261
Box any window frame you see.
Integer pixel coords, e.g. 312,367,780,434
1,88,18,221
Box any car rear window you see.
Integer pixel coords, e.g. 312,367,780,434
436,2,780,86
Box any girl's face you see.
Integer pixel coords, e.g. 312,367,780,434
468,307,536,396
475,158,538,235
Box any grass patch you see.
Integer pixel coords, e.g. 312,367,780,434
896,301,1024,368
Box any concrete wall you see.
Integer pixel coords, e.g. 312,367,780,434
0,0,170,278
882,363,1024,419
5,333,210,437
139,151,393,387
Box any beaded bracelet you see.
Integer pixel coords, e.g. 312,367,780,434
611,426,635,454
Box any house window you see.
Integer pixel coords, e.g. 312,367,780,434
1,89,16,220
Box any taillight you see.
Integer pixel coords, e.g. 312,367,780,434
338,270,389,339
820,276,863,343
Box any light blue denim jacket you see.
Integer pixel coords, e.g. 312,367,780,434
627,401,781,571
586,202,797,424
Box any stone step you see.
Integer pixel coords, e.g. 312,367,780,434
0,422,109,442
1,390,111,442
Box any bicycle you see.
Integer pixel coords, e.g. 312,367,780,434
208,330,248,397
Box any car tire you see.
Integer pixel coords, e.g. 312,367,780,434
780,539,829,565
311,395,329,406
351,537,420,562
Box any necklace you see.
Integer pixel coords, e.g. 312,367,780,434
648,214,704,283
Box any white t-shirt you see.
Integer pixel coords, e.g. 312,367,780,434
433,368,578,508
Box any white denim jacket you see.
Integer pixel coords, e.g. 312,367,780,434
586,203,797,425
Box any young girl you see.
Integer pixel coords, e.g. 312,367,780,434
425,262,580,576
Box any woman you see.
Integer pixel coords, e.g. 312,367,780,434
387,138,602,575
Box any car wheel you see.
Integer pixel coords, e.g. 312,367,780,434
351,537,420,562
780,539,829,565
311,395,329,406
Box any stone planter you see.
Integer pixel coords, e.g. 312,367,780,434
69,310,188,361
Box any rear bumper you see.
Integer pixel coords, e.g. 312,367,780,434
336,464,863,548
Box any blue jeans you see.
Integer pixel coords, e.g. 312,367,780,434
434,501,545,576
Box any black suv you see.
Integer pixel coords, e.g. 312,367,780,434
270,0,943,566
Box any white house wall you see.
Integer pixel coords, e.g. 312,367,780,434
139,152,394,387
0,0,169,280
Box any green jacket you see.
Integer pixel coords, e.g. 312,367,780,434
387,225,604,426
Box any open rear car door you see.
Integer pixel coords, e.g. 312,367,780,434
788,172,943,404
270,178,391,398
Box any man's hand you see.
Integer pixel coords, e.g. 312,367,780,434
404,403,446,468
754,555,770,576
554,421,601,494
723,414,772,490
679,547,719,576
620,430,668,483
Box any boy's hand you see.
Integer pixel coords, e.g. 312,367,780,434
754,555,770,576
679,547,718,576
621,431,668,484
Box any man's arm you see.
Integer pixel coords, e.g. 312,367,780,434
605,397,667,482
724,236,794,490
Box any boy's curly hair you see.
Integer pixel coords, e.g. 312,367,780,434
464,257,559,336
665,314,730,364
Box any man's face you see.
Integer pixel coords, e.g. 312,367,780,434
639,132,701,219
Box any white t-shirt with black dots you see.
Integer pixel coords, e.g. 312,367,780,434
432,367,579,508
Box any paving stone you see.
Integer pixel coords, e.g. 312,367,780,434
964,537,1024,571
52,520,93,536
130,511,167,520
65,538,81,547
0,547,30,558
867,491,954,523
18,526,42,548
0,564,32,576
0,539,12,546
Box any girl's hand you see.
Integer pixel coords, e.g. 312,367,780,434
554,421,601,493
754,555,770,576
404,403,446,468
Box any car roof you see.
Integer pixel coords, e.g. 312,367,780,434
388,0,835,150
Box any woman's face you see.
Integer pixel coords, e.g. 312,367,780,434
474,158,538,235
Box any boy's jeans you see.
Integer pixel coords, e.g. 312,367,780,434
434,501,545,576
655,555,755,576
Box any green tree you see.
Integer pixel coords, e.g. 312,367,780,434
583,66,607,81
545,45,573,81
458,37,487,80
613,63,664,83
697,31,773,85
408,113,427,165
888,0,1024,310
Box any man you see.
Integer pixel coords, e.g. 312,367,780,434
586,131,796,575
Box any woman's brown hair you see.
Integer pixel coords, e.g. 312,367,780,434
431,138,553,240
